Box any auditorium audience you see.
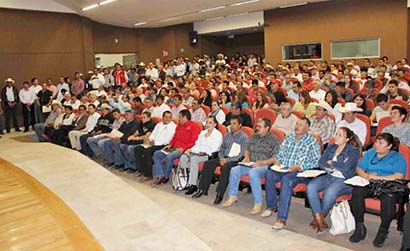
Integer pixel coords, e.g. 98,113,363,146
4,53,410,250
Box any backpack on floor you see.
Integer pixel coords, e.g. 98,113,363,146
171,157,190,191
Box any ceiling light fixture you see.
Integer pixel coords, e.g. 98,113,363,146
279,2,308,8
100,0,116,6
82,4,99,11
134,22,147,26
200,5,226,13
230,0,260,7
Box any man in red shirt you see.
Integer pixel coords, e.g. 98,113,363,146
152,109,201,185
301,72,313,91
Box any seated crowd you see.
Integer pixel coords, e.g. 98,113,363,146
2,52,410,250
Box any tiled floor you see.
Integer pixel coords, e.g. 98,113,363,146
0,131,404,250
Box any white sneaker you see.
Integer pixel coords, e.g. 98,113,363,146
261,209,273,218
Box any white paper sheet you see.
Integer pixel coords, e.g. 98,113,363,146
297,170,326,178
270,164,289,173
228,143,241,157
239,162,255,167
108,129,124,138
344,176,370,187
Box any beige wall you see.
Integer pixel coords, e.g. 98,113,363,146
264,0,409,65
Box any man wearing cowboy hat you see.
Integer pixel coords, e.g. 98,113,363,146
34,100,62,141
336,102,367,145
310,101,335,145
1,78,20,133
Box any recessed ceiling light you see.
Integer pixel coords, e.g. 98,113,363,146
82,4,99,11
100,0,116,6
230,0,260,7
134,22,147,26
200,5,226,13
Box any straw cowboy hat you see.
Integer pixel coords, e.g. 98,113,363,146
4,77,15,84
339,102,363,113
314,100,333,113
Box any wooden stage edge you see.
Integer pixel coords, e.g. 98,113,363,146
0,157,103,251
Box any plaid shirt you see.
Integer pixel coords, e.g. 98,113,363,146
309,115,335,145
218,130,249,162
276,133,320,170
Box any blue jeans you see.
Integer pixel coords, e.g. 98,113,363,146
117,144,138,170
99,139,120,165
265,170,307,221
152,150,182,178
34,123,46,142
307,174,352,214
87,135,106,157
79,133,93,157
228,165,269,205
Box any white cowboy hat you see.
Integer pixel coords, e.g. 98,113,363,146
314,100,333,113
51,100,62,107
100,103,112,111
4,78,15,84
339,102,363,113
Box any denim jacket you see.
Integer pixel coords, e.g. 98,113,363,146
318,143,360,179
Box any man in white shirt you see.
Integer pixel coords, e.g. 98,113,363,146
145,63,159,81
336,102,367,145
272,102,298,135
133,111,177,181
151,95,170,118
88,68,105,90
19,81,36,132
309,79,326,101
68,104,101,150
29,78,43,123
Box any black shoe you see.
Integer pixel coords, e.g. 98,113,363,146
126,169,136,174
373,228,388,248
15,128,21,132
185,185,198,195
213,193,224,205
192,189,207,198
349,222,367,243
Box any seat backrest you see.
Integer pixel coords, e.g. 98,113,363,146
398,144,410,179
200,104,211,116
376,116,392,136
270,128,286,142
310,133,323,153
151,117,162,124
241,126,254,138
242,107,254,124
365,98,375,110
292,111,305,119
337,98,346,106
389,99,409,111
286,97,295,106
217,124,228,137
220,106,230,114
356,113,371,145
255,109,277,129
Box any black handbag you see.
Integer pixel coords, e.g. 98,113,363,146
368,179,410,198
